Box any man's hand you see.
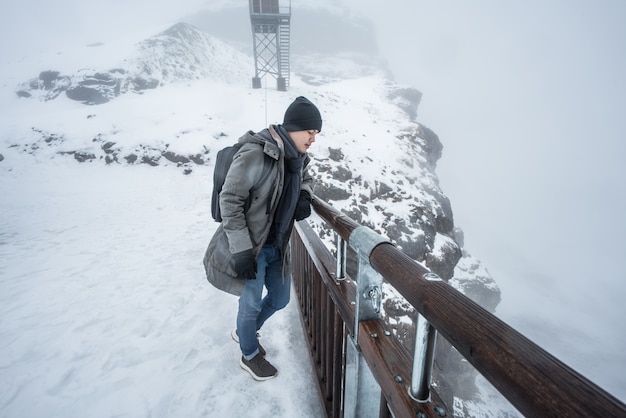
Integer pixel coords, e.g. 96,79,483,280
294,190,312,221
232,249,257,279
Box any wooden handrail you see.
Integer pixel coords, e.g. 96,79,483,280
293,219,449,417
311,197,626,417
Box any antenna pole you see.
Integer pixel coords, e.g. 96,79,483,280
264,77,268,126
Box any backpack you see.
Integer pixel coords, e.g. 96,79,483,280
211,142,273,222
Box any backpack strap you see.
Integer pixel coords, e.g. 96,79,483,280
250,152,273,195
237,143,276,219
211,143,243,222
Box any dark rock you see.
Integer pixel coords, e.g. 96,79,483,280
314,183,351,202
189,154,205,165
416,124,443,167
102,142,116,153
141,155,160,166
132,77,159,91
162,151,190,164
328,147,344,161
424,186,454,234
383,297,411,318
316,163,331,173
94,72,114,81
331,165,352,182
66,86,109,105
44,134,63,144
395,234,428,261
39,71,60,89
124,154,138,164
80,77,117,87
74,152,96,162
385,217,423,256
424,238,462,281
372,181,393,198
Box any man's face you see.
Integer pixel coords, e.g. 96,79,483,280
288,130,318,154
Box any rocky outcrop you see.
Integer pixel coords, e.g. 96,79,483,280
3,128,207,175
15,23,249,105
17,69,159,105
387,85,422,121
311,123,461,281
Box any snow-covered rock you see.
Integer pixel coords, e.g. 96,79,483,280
15,23,250,104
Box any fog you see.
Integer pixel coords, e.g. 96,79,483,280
342,0,626,401
1,0,624,403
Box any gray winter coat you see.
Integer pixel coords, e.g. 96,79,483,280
203,125,314,296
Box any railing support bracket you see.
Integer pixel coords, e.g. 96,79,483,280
349,226,389,343
344,226,390,417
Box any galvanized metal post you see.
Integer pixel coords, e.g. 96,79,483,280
343,226,389,418
344,336,379,418
335,233,347,281
409,272,440,402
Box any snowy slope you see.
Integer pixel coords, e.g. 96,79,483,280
0,22,519,417
0,160,324,417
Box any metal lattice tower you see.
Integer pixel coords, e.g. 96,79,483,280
249,0,291,91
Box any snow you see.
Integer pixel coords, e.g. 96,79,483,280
0,32,376,416
0,159,324,417
1,17,624,417
0,62,446,414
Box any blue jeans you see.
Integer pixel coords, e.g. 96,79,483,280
236,244,291,358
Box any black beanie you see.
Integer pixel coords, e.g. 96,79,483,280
282,96,323,132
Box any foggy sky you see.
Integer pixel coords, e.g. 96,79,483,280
345,0,626,399
1,0,624,401
348,0,626,325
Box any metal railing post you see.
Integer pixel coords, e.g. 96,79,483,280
298,198,626,417
409,272,439,402
335,233,347,281
410,314,437,402
343,226,389,418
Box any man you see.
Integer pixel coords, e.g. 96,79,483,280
203,96,322,380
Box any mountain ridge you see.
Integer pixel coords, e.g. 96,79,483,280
15,22,250,105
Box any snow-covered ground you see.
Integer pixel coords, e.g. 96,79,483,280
0,158,324,417
1,9,624,413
